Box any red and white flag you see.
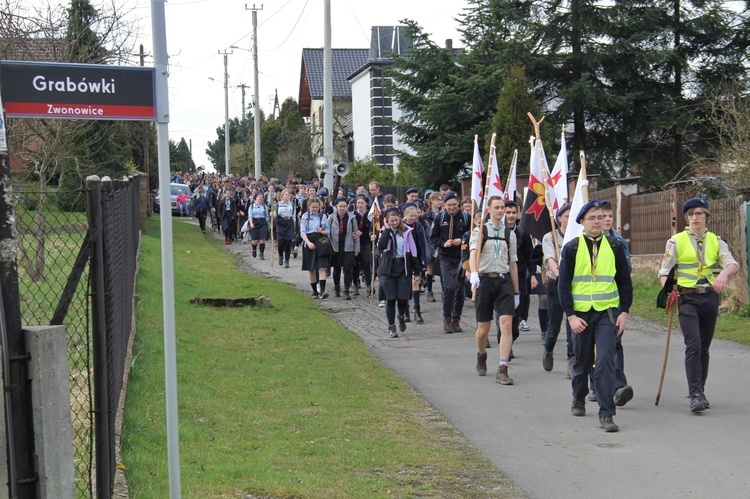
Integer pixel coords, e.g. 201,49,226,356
485,139,504,204
548,131,569,210
504,149,518,202
470,135,484,210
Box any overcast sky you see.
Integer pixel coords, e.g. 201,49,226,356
117,0,470,169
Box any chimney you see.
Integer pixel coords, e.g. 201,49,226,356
445,39,453,50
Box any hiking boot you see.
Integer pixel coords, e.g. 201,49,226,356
690,394,706,413
476,351,488,376
703,395,711,409
452,317,463,332
398,315,407,332
520,319,530,331
320,291,329,299
414,308,424,323
495,364,513,385
599,416,619,433
334,287,341,298
543,350,554,372
404,307,411,323
388,325,398,338
284,260,289,268
443,317,454,334
614,385,634,407
279,255,284,265
426,291,436,302
588,391,597,402
344,291,351,300
571,399,586,417
566,358,573,379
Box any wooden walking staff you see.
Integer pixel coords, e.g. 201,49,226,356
655,286,678,405
527,113,560,262
471,133,496,301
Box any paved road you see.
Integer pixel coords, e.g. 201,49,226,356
222,236,750,498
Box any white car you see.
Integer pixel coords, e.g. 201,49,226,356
153,183,193,215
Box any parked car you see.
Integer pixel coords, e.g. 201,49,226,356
153,183,194,216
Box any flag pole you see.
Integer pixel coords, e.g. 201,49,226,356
528,112,560,261
506,149,518,203
579,151,590,203
472,133,495,301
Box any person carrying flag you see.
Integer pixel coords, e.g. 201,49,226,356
559,200,632,432
658,197,738,412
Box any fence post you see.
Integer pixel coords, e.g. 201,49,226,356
85,176,111,499
0,154,37,497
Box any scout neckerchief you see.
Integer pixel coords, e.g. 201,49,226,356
486,220,503,259
685,228,709,276
583,232,603,280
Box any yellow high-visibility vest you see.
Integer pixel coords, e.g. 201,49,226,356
674,230,719,287
572,234,620,312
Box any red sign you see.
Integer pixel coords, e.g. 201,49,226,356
0,60,156,121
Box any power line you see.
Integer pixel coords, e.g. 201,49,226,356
266,0,310,52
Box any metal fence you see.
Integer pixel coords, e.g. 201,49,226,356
10,176,141,498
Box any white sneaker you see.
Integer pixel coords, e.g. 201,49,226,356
379,300,386,308
520,319,530,331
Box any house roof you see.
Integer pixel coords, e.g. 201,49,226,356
0,37,66,62
298,48,369,117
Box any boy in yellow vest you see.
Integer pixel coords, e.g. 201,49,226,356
559,200,633,432
658,197,738,413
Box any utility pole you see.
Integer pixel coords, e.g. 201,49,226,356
246,4,263,179
219,49,232,176
272,89,280,120
237,83,250,144
323,0,334,192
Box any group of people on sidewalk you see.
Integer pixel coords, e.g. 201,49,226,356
185,171,738,432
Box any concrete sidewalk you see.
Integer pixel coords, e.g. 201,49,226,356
225,236,750,498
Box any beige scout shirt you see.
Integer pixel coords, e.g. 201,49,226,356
469,222,517,274
542,229,565,280
658,228,738,286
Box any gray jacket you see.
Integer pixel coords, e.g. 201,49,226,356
328,211,361,253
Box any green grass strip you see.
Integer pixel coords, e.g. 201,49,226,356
121,217,519,498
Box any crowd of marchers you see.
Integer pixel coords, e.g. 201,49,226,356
173,170,739,433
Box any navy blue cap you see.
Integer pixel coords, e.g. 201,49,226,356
402,202,418,211
504,200,518,208
334,196,348,205
383,207,400,218
316,188,329,198
682,197,709,214
576,199,603,224
406,187,419,195
556,202,572,219
443,191,459,202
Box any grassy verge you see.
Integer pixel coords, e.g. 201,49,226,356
630,273,750,346
121,216,518,498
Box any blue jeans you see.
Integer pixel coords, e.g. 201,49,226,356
179,203,189,216
571,309,619,417
544,280,573,358
439,256,464,318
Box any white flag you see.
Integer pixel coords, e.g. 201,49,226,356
470,135,484,210
504,149,517,202
485,143,504,204
562,174,589,248
549,133,569,210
